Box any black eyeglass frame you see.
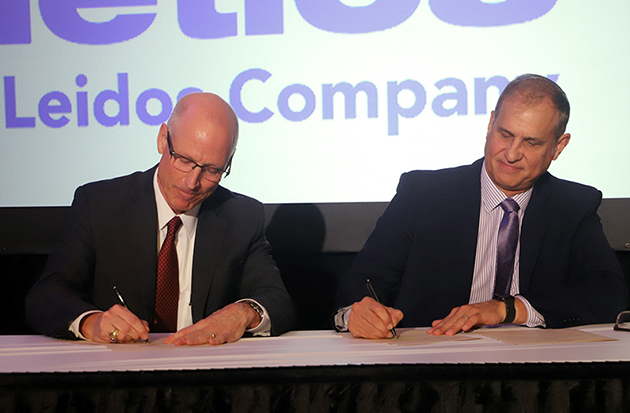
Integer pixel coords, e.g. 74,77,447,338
166,131,231,183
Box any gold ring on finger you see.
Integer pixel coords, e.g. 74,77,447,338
109,329,119,342
211,333,216,339
464,314,470,320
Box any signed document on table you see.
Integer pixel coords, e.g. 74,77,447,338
474,326,616,345
71,327,617,352
342,327,616,347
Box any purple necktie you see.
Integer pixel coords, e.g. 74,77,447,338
154,216,182,332
494,198,520,296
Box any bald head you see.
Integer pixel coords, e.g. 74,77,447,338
156,92,240,213
167,93,239,156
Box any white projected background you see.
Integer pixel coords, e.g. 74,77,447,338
1,1,628,207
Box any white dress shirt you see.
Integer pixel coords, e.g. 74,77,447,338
152,170,270,334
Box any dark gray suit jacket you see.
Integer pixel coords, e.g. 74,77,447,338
336,159,627,328
26,166,295,338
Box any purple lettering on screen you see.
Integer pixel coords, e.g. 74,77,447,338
76,74,89,126
136,88,172,126
93,73,129,126
39,0,157,45
429,0,557,27
277,84,316,122
322,82,378,120
4,77,36,128
432,77,468,117
474,76,509,115
39,91,72,128
0,0,31,44
230,69,274,123
178,0,236,39
295,0,420,33
245,0,283,35
387,80,426,136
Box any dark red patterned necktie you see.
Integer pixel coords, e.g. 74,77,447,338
154,216,182,332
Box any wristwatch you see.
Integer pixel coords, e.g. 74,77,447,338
494,295,516,325
245,300,264,319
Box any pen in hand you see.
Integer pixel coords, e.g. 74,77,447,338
366,279,397,338
113,286,149,343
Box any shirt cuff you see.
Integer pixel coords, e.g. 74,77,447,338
236,299,271,336
515,295,546,327
334,305,353,332
69,310,103,340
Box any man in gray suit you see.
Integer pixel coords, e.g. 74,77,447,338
26,93,295,345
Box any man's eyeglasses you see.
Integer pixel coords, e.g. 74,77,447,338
167,131,231,183
614,310,630,331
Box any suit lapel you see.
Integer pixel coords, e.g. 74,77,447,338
124,167,159,318
190,191,228,323
456,160,483,295
519,173,553,293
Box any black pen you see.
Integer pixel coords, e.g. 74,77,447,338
366,279,397,338
113,286,149,343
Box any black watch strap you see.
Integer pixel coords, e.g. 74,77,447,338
494,295,516,324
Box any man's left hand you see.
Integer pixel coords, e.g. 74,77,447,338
427,298,525,335
163,302,261,346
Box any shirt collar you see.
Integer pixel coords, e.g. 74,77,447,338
153,168,200,239
480,160,533,213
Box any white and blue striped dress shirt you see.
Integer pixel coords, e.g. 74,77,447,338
473,162,545,327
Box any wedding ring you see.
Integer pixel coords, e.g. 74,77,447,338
109,329,119,342
211,333,216,339
464,314,470,320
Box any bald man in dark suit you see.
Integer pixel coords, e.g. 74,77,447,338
26,93,295,344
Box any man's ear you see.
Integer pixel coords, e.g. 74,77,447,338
157,123,168,155
487,110,496,133
552,133,571,161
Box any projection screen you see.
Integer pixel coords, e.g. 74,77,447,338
1,0,628,207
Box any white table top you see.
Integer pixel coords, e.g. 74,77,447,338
2,325,630,374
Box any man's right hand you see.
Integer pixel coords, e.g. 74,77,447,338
348,296,404,339
80,305,150,343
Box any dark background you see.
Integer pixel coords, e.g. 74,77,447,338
1,201,629,335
